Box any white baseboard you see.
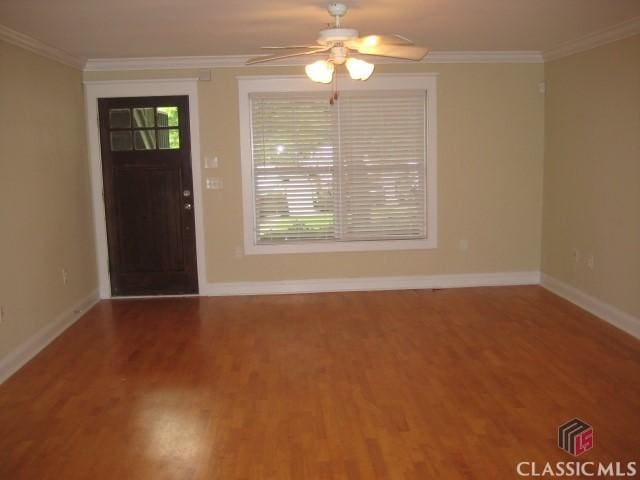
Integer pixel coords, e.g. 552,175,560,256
0,290,100,384
202,270,541,296
541,274,640,339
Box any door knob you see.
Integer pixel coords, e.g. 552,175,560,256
184,202,192,211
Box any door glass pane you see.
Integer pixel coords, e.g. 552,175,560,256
158,129,180,149
157,106,179,127
109,109,131,128
134,130,157,150
110,131,132,151
133,108,155,128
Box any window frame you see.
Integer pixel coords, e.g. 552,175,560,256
238,73,438,255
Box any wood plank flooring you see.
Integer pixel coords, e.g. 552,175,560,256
0,286,638,479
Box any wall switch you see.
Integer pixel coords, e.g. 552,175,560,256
234,246,243,258
62,268,69,285
0,306,4,325
587,254,595,270
459,239,469,251
206,178,223,190
573,250,580,264
204,156,219,168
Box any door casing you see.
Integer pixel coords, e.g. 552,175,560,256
84,79,206,299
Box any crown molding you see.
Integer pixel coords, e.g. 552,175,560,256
83,50,543,71
426,51,543,63
0,24,85,69
543,16,640,62
83,55,253,71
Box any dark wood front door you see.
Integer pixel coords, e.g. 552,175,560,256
98,96,198,296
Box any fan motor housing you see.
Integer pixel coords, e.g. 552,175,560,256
317,28,359,45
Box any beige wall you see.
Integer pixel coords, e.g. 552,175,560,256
85,62,545,283
0,41,97,361
542,35,640,318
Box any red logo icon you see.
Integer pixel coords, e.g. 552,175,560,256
558,418,594,456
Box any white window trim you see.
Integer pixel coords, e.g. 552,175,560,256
238,73,438,255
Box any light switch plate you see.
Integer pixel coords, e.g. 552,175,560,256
204,156,219,168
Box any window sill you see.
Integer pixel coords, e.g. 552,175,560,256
244,238,437,255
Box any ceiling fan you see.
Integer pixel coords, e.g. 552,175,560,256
246,2,430,83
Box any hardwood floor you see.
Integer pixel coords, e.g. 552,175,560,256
0,286,638,479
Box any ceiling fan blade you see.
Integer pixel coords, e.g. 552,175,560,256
345,34,413,50
356,44,429,61
261,45,321,50
246,47,330,65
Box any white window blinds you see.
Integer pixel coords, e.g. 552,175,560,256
339,91,426,240
250,89,427,245
251,92,337,242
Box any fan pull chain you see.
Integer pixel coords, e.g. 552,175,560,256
330,72,339,105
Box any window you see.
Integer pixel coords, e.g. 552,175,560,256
107,105,180,151
238,74,437,254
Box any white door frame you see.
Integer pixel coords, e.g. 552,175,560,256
84,78,206,298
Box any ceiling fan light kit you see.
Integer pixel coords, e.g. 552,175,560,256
345,58,374,81
305,60,335,84
246,3,429,84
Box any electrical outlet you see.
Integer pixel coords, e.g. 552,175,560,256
206,177,223,190
62,268,69,285
587,254,595,270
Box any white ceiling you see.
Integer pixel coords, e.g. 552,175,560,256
0,0,639,60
